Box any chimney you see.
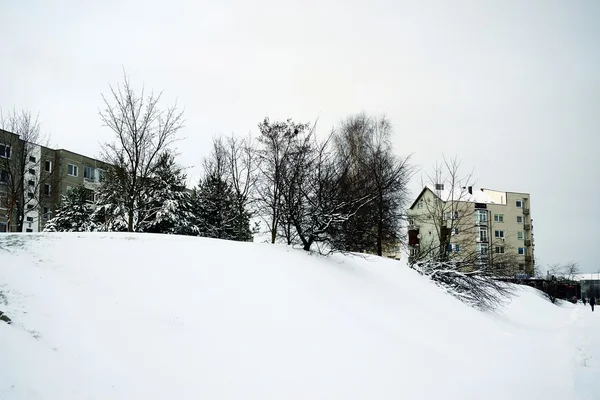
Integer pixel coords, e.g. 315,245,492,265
468,186,473,194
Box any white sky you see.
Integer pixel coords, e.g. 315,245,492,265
2,0,599,272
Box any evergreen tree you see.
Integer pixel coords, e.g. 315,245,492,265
141,153,195,235
195,173,252,241
92,163,129,232
93,152,196,235
43,186,97,232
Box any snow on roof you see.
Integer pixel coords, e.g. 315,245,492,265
573,273,600,281
425,185,500,204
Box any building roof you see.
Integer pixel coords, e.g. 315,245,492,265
409,185,502,209
573,273,600,282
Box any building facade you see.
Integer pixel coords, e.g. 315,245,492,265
0,128,110,233
575,274,600,299
407,185,535,276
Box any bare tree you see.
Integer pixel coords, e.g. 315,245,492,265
564,262,580,281
408,157,518,309
410,157,479,264
0,108,55,232
278,127,375,252
224,133,258,233
255,118,310,244
194,138,252,241
99,72,184,232
546,262,579,281
331,114,415,257
546,263,565,279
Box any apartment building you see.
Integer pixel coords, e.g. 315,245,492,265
407,185,535,276
0,128,109,233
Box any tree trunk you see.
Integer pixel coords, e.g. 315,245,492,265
7,197,17,232
16,201,24,233
377,194,383,256
128,210,134,232
303,236,313,251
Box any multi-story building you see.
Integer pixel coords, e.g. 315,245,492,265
0,128,110,233
407,185,535,276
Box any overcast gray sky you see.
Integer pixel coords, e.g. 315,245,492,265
1,0,598,272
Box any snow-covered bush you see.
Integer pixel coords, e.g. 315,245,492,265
412,260,514,311
43,186,97,232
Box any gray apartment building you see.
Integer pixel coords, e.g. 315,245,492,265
0,128,110,233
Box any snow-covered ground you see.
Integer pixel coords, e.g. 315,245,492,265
0,233,597,399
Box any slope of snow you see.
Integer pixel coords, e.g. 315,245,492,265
0,233,597,399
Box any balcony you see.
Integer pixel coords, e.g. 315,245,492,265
523,224,531,230
407,224,420,231
475,219,488,227
523,208,530,215
525,256,532,263
524,239,532,246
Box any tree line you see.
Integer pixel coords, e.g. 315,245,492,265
37,74,415,255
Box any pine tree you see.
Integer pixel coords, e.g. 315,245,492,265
43,186,97,232
92,163,129,232
93,152,196,235
195,173,251,241
141,153,195,235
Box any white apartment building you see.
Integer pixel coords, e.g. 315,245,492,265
407,185,535,276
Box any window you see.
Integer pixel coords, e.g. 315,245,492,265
435,183,444,190
27,204,34,210
479,227,488,242
26,216,34,222
84,165,92,180
475,210,487,223
43,207,51,221
517,231,524,240
68,164,78,177
27,192,34,199
29,168,35,175
495,246,505,254
29,156,36,163
453,227,459,235
417,201,423,209
0,222,6,232
28,180,34,186
494,230,505,239
517,216,523,223
477,243,488,256
445,211,456,220
0,144,11,159
0,170,9,183
519,264,525,271
44,160,52,172
518,247,526,255
43,184,51,196
98,169,106,182
494,214,504,223
516,200,523,208
26,229,33,233
454,244,460,253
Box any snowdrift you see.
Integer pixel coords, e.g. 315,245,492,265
0,233,583,399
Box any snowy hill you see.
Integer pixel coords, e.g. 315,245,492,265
0,233,597,399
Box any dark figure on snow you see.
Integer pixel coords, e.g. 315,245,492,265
583,297,587,306
590,296,596,312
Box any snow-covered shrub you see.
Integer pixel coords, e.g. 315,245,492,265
412,260,514,311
